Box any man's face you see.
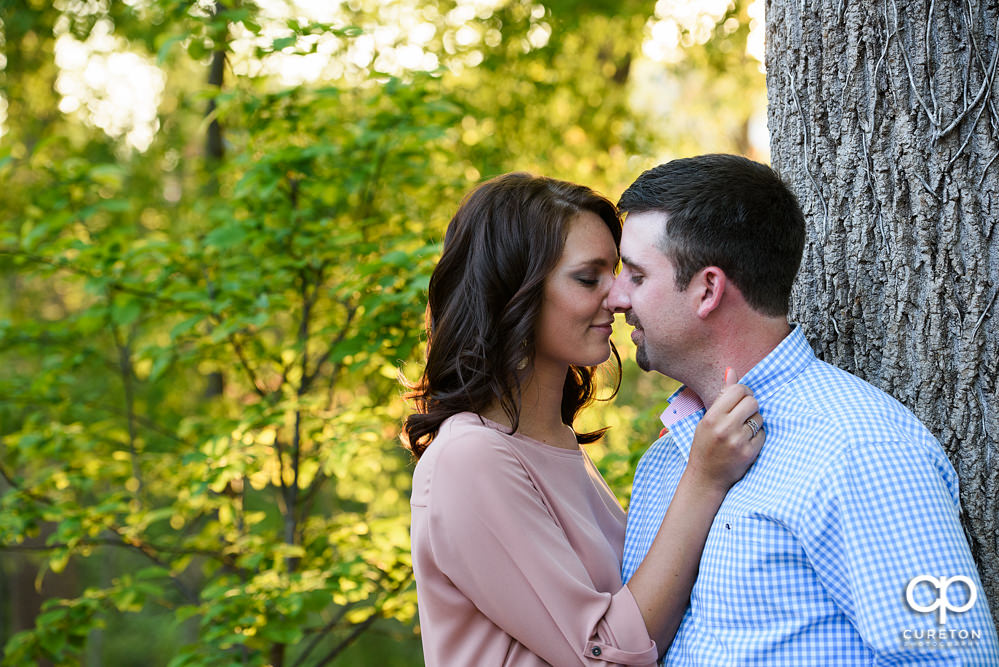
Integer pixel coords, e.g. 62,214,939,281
606,211,694,376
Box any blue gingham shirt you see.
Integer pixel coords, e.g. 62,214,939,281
622,326,999,665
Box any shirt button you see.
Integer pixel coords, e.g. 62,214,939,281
591,647,602,656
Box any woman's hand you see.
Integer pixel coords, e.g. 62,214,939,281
686,368,764,495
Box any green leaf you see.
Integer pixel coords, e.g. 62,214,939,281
170,315,204,340
148,348,172,381
157,34,187,64
111,297,142,326
174,605,202,623
187,38,207,60
89,164,125,188
204,223,247,249
100,199,131,213
271,35,296,51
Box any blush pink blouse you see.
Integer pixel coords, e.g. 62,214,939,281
410,412,658,666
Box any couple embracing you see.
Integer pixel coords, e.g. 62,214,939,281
403,155,999,665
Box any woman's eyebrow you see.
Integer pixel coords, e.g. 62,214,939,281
570,257,615,268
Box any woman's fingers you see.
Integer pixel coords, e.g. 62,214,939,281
741,411,764,440
727,395,760,428
711,382,754,414
707,385,759,435
688,401,764,491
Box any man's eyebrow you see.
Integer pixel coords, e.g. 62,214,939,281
620,255,646,272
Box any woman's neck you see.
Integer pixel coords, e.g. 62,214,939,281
482,360,578,449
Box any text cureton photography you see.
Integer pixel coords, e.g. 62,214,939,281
902,575,983,649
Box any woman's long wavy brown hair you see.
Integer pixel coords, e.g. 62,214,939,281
403,173,622,458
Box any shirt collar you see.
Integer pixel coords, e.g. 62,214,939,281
659,386,705,429
664,325,814,461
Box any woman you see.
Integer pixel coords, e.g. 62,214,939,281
404,173,763,665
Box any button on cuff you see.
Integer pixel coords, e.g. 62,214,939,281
583,638,657,663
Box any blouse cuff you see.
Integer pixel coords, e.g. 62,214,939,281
582,587,659,664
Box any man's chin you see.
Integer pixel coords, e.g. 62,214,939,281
635,347,651,372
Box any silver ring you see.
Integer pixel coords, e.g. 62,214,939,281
744,417,761,438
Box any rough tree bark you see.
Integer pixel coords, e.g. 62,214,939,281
767,0,999,621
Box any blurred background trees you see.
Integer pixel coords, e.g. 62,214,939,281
0,1,765,664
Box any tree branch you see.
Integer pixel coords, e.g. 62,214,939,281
314,571,414,666
0,248,212,317
108,306,145,498
304,302,358,395
225,330,269,398
0,533,211,604
0,461,55,506
292,600,356,667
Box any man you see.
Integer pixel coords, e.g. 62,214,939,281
607,154,999,664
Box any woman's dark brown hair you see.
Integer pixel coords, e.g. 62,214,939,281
403,173,622,458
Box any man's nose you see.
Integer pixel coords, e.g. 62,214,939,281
605,276,630,313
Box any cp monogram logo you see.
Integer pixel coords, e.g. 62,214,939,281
905,575,978,625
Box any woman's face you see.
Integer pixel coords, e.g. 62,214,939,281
534,211,619,370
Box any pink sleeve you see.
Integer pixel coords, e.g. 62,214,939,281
424,434,658,666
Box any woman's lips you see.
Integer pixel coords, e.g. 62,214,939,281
591,324,613,336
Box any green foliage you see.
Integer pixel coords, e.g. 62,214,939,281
0,0,763,664
1,5,463,663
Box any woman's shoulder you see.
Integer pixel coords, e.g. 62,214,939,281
411,412,523,506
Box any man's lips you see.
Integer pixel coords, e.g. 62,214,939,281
629,321,644,345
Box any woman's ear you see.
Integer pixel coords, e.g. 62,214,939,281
692,266,727,320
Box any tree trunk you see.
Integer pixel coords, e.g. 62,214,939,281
203,0,227,400
766,0,999,621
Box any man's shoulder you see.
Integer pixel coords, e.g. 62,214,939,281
779,354,938,449
631,431,687,489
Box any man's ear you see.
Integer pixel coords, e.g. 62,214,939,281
692,266,727,319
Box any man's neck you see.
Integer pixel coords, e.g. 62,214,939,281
690,318,791,409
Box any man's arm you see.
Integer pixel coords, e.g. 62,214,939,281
801,438,999,665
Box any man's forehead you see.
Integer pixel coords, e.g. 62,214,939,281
621,211,669,262
622,210,667,237
622,209,669,225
